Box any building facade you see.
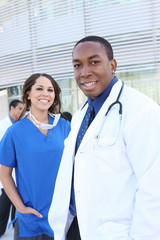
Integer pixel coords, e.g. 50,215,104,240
0,0,160,118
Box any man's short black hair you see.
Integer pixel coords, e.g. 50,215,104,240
74,36,114,60
9,99,23,109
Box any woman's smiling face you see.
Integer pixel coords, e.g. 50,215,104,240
27,76,55,113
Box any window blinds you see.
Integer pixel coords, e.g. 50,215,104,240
0,0,159,88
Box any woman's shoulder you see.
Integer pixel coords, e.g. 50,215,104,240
7,117,28,133
59,116,71,128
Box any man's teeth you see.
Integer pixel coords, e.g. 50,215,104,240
84,82,95,87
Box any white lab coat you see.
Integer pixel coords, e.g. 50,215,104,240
0,116,12,141
0,116,15,190
48,80,160,240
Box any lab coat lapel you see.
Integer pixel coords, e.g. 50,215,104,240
48,103,89,240
76,80,123,152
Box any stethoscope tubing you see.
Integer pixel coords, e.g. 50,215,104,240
105,81,124,116
94,81,124,147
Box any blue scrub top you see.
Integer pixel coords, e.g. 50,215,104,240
0,115,71,237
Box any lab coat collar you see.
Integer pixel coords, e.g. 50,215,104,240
76,79,123,153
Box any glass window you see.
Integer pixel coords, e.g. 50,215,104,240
77,88,87,109
117,69,160,103
61,88,75,114
58,77,76,114
20,85,23,95
7,85,23,106
8,86,19,97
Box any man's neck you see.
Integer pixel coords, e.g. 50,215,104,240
9,115,17,124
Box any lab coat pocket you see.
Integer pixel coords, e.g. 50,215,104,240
94,139,122,173
93,109,123,172
98,221,129,239
94,107,122,148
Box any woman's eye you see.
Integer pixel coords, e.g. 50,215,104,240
36,88,43,91
48,89,54,92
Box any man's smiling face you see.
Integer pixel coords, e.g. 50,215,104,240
72,41,117,100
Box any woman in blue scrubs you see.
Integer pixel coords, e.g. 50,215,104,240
0,73,71,240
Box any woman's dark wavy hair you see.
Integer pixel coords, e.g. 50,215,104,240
21,73,61,117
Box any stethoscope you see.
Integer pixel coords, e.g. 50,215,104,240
105,81,124,117
93,81,124,148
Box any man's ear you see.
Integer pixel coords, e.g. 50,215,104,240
10,106,14,111
111,59,117,74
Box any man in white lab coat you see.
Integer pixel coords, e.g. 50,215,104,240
0,99,24,238
48,36,160,240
